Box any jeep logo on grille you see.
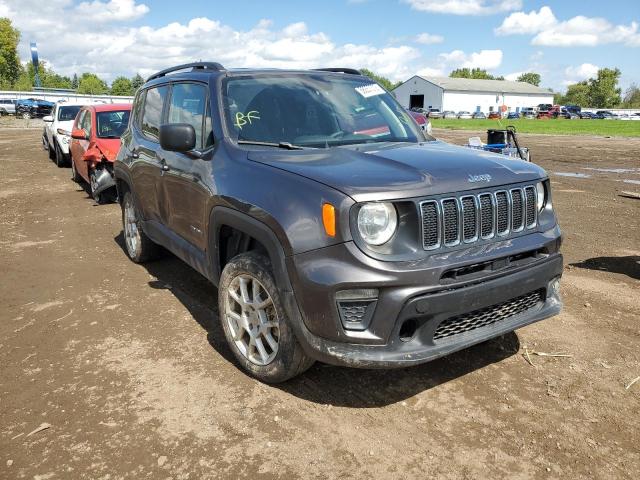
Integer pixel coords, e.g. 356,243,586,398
468,174,492,183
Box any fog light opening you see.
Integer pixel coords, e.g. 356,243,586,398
399,319,418,342
549,277,561,297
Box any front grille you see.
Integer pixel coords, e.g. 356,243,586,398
511,189,524,231
496,191,509,234
420,184,538,250
433,289,544,341
442,199,459,245
421,201,439,249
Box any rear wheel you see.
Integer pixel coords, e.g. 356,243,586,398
219,252,314,383
54,142,67,168
121,190,161,263
21,112,31,120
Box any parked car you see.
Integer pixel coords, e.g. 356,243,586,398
488,111,501,119
15,98,54,119
595,110,615,119
548,105,563,118
629,113,640,121
537,103,552,112
521,107,536,119
42,101,91,167
0,99,16,115
457,111,472,119
114,63,562,382
427,108,442,119
410,107,428,115
472,111,486,119
561,112,580,119
506,112,520,119
442,110,457,119
407,109,432,135
579,112,595,119
563,105,581,115
70,103,131,204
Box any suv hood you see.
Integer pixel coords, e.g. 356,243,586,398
248,140,546,202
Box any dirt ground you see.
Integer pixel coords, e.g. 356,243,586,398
1,126,638,479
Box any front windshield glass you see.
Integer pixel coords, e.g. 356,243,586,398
222,74,431,148
96,110,130,138
58,105,81,121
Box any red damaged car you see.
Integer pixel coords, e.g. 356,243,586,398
70,104,131,203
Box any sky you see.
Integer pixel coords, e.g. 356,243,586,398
1,0,639,92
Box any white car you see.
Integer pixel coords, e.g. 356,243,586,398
457,111,472,119
0,99,16,115
42,101,99,167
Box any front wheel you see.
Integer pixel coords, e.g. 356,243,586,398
70,157,81,183
21,112,31,120
54,142,67,168
218,252,314,383
121,191,161,263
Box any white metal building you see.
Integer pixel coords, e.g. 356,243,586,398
392,76,554,114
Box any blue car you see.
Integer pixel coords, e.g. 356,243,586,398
15,98,54,119
507,112,520,119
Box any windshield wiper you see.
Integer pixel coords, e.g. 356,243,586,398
237,140,304,150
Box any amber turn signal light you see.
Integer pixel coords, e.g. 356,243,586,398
322,203,336,237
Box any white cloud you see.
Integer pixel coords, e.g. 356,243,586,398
415,33,444,44
495,6,640,47
563,63,599,85
403,0,521,16
75,0,149,22
494,6,556,35
1,0,431,82
504,71,524,81
438,49,503,70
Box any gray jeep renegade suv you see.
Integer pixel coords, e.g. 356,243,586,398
115,62,563,382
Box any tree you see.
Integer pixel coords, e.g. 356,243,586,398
517,72,541,86
621,83,640,108
561,81,590,107
0,18,22,88
71,73,79,89
130,73,145,92
25,61,72,89
77,72,108,94
449,68,500,80
111,76,133,96
588,68,621,108
359,68,401,91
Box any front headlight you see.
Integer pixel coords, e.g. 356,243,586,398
536,181,545,211
357,202,398,246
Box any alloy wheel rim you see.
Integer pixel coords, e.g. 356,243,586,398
225,274,279,365
124,199,139,257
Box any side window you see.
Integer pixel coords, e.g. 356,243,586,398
131,90,146,130
167,83,209,149
75,110,85,130
204,101,213,148
82,110,92,137
141,85,169,141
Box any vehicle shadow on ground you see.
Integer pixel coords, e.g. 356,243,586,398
570,256,640,280
114,233,521,407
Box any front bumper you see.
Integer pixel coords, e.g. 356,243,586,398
285,228,563,368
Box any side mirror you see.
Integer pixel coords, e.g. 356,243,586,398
43,115,53,122
71,128,88,140
159,123,196,153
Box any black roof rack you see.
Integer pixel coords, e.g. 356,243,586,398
146,62,226,82
313,68,361,75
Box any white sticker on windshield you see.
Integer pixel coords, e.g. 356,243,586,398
355,83,385,98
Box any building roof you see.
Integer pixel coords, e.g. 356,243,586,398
414,76,552,95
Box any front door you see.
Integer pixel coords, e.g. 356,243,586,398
132,85,170,223
159,82,213,251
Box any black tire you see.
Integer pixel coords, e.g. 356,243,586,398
21,112,31,120
121,190,161,263
70,157,81,183
54,142,67,168
218,252,314,383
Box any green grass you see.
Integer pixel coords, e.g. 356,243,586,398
431,118,640,137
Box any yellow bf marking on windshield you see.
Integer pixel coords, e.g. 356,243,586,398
235,111,260,129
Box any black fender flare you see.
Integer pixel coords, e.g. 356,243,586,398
207,206,293,292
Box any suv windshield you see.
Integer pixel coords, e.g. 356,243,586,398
96,110,130,138
222,74,429,148
58,105,82,121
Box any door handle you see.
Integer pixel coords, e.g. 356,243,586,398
161,163,170,172
131,150,139,159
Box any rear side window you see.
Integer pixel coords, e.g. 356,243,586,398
141,85,169,141
131,90,145,129
167,83,209,149
81,110,92,137
58,106,81,121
